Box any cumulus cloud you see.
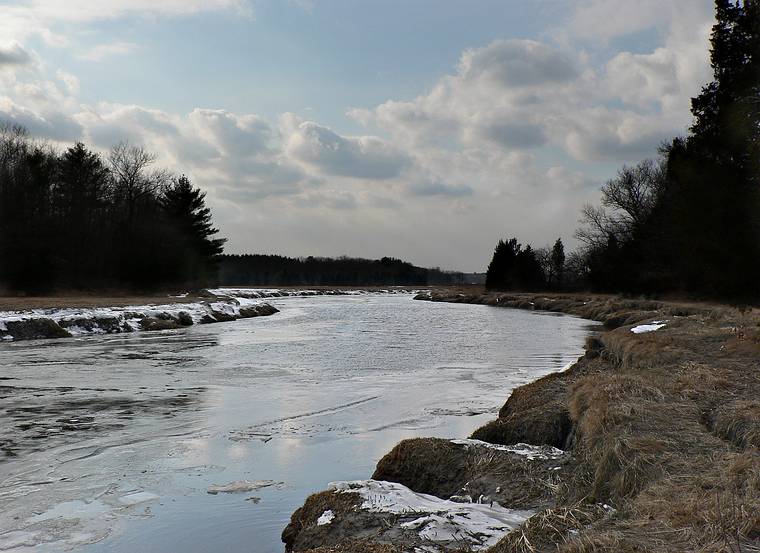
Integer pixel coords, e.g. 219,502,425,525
352,2,713,164
281,114,412,180
458,39,578,88
0,98,82,141
0,42,31,66
0,0,718,269
189,109,272,157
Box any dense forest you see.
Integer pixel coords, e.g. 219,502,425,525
219,254,480,287
0,129,225,293
487,1,760,300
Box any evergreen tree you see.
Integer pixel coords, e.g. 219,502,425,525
53,143,111,286
515,245,546,290
551,238,565,289
161,175,226,285
485,238,520,290
0,127,227,293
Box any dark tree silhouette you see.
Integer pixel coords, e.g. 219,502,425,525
551,238,565,289
574,0,760,299
217,254,473,286
0,128,226,293
161,175,226,286
485,237,546,291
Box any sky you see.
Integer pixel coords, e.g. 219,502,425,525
0,0,716,271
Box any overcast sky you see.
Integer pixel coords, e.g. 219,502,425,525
0,0,715,271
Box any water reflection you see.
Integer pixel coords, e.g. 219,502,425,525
0,296,593,553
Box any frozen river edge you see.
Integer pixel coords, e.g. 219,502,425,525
0,288,415,342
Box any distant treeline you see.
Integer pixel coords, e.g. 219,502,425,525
219,254,481,287
487,1,760,300
0,128,225,293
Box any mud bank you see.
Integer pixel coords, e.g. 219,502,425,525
284,291,760,552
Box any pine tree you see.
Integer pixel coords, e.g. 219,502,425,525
161,175,226,285
551,238,565,289
485,238,520,290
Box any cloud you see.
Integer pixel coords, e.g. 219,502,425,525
0,1,252,43
0,0,718,270
281,114,412,180
0,98,83,141
56,70,79,94
474,121,547,149
78,41,138,62
458,39,578,88
0,42,32,66
408,180,473,198
188,109,272,157
566,0,671,42
353,4,713,163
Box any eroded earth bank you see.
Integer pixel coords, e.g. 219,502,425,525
283,291,760,553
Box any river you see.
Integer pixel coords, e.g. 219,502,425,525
0,293,593,553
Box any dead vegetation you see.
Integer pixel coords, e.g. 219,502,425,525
282,490,364,552
428,292,760,552
373,437,568,511
285,292,760,552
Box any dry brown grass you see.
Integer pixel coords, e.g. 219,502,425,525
303,542,401,553
713,401,760,449
373,437,565,511
282,490,362,552
466,294,760,552
286,292,760,553
489,503,611,553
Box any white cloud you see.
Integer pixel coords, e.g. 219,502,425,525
79,42,138,62
458,39,578,88
281,114,412,180
0,1,251,43
0,0,718,269
56,70,80,95
0,41,32,66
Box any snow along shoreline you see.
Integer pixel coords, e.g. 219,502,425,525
0,295,279,342
0,288,422,342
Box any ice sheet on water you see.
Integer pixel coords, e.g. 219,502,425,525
206,480,284,495
118,491,160,506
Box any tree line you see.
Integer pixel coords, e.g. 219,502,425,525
0,126,225,293
219,254,477,287
486,1,760,300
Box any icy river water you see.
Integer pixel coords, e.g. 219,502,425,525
0,294,593,553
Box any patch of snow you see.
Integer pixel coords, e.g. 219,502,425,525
450,439,565,460
0,293,279,341
330,479,532,550
208,287,421,299
317,509,335,526
206,479,282,495
630,321,667,334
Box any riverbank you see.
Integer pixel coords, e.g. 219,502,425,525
0,287,420,342
283,291,759,552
